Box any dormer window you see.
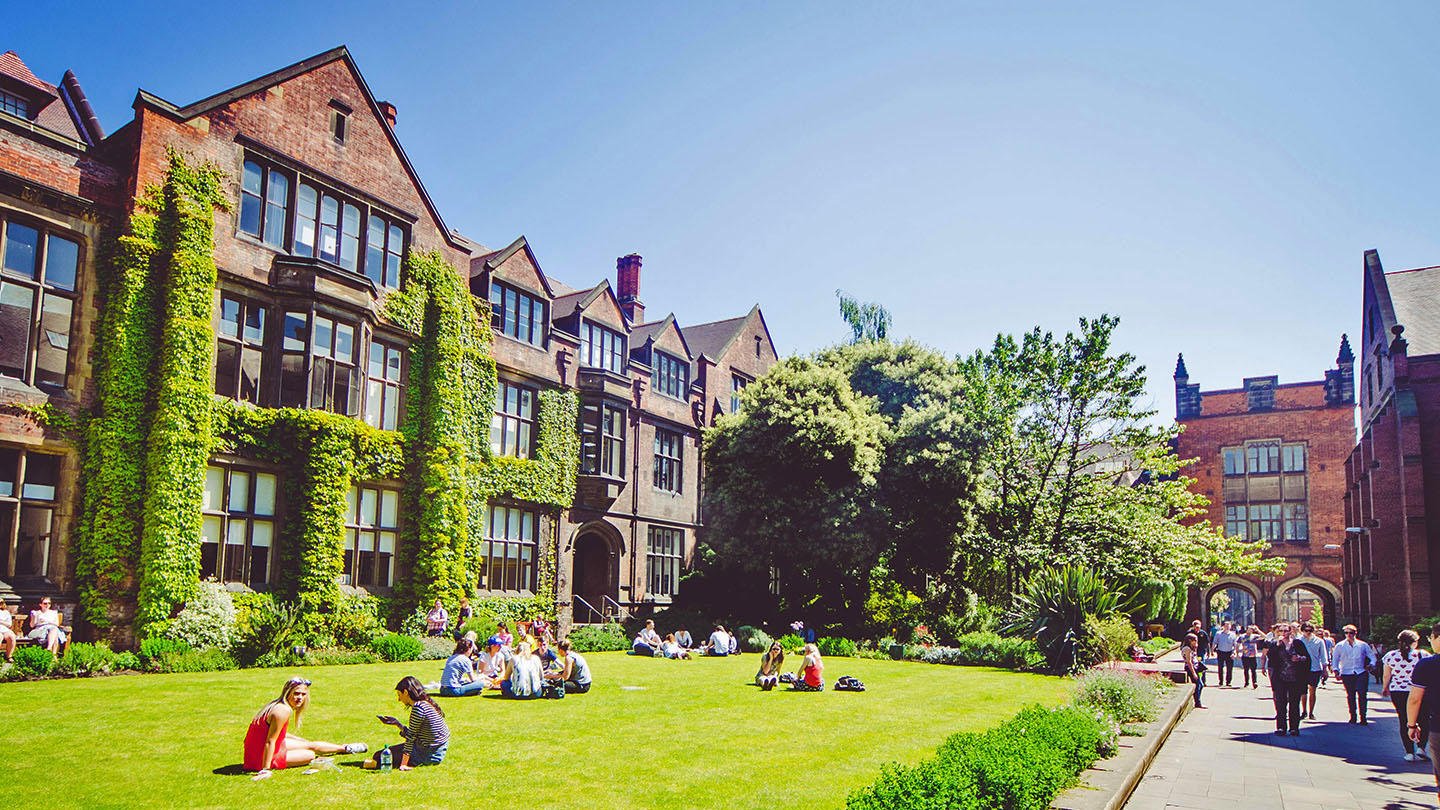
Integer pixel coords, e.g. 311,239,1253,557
653,351,689,399
580,321,626,373
329,101,351,144
0,90,27,118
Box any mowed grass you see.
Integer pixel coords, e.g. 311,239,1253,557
0,652,1069,809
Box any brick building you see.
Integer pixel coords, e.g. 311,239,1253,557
0,45,777,641
1174,345,1355,630
1343,251,1440,632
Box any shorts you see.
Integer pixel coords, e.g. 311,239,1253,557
1307,670,1324,687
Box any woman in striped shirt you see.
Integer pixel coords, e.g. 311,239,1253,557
367,676,450,769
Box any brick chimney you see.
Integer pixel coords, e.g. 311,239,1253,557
617,254,644,324
378,101,397,128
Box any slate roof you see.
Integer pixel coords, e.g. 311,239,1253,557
0,50,87,143
1385,265,1440,356
680,313,748,360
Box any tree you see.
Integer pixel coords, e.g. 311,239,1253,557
701,357,886,625
959,315,1283,601
836,290,892,344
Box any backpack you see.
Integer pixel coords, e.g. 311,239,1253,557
834,675,866,692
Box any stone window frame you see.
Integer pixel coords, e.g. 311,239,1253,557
652,350,689,400
580,400,627,480
646,525,683,598
0,213,82,393
480,503,538,594
201,462,279,587
652,426,684,494
0,446,61,579
343,482,400,590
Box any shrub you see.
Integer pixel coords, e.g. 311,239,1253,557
466,594,555,638
918,633,1045,670
1005,566,1129,673
372,632,424,662
1083,614,1139,666
1139,636,1177,656
13,645,55,677
157,647,238,673
1369,614,1403,647
418,635,453,660
776,633,804,652
112,651,142,671
566,622,629,653
1073,669,1171,725
322,593,385,650
817,637,858,657
304,647,381,666
232,594,304,667
846,704,1112,810
400,607,429,638
139,637,191,667
733,625,772,653
164,581,238,652
56,642,119,676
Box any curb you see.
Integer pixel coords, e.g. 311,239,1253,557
1052,684,1194,810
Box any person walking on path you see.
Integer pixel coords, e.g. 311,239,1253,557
1182,633,1206,709
1213,621,1238,687
1383,629,1429,762
1238,624,1262,689
1261,623,1311,736
1188,619,1211,659
1298,622,1329,720
1332,624,1378,724
1322,629,1338,687
1406,624,1440,797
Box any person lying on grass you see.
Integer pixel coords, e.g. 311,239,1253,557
439,638,488,697
756,641,785,690
545,638,593,693
244,676,367,777
792,643,825,692
366,676,450,770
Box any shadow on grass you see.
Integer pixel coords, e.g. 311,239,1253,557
212,764,249,776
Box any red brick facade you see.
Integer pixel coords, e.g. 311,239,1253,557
1174,347,1354,630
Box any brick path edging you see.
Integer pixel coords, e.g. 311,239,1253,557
1052,683,1195,810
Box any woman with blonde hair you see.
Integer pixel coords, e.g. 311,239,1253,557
791,643,824,692
243,676,366,777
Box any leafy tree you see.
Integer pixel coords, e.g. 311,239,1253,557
836,290,892,343
701,357,886,624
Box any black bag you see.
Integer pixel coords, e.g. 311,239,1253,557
835,675,866,692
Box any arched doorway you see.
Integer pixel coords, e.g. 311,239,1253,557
1208,584,1257,630
1273,575,1341,630
571,530,616,621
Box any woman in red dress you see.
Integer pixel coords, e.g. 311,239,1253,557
243,677,366,777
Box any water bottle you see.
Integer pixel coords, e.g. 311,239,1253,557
378,745,392,772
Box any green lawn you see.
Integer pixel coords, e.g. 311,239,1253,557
0,652,1069,809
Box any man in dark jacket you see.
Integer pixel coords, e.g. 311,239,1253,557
1188,619,1211,658
1260,622,1312,736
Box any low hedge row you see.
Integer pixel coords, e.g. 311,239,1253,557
846,704,1116,810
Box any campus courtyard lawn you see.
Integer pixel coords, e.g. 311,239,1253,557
0,651,1069,809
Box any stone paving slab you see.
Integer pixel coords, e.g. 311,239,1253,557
1121,672,1437,810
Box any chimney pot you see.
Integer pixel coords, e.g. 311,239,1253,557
378,101,397,127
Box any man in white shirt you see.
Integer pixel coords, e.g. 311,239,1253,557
1298,622,1330,720
632,619,662,657
706,624,731,657
0,597,15,662
1213,622,1239,687
1331,624,1377,724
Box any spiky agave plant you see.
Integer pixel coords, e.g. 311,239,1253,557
1004,566,1133,673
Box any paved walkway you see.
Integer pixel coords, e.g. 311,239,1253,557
1125,670,1438,810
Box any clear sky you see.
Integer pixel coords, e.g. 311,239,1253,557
12,3,1440,420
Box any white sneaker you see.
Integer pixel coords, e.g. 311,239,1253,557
342,742,368,755
1405,753,1418,762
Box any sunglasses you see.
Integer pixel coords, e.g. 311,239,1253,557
288,677,313,686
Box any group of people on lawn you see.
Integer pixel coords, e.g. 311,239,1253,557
631,618,826,692
0,594,68,660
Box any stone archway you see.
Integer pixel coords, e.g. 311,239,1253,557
1206,579,1260,630
1274,575,1342,630
569,521,622,623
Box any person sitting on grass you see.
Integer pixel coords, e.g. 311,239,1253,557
791,643,825,692
27,596,66,654
367,676,450,770
502,642,545,699
548,638,593,693
660,633,691,659
675,627,694,649
483,636,511,687
244,676,367,778
705,624,732,656
495,622,514,647
0,596,16,662
632,619,663,656
756,641,785,690
535,636,559,669
532,614,553,643
439,638,487,697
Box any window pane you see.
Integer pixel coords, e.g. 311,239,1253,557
240,162,263,236
22,453,59,501
365,216,385,286
295,184,317,257
219,297,241,338
36,293,71,389
386,347,401,381
228,470,250,512
313,317,333,358
214,341,240,398
0,282,31,379
253,473,276,516
360,488,378,526
340,203,361,270
43,235,78,291
243,304,265,345
335,322,354,362
280,353,307,408
319,195,340,263
381,490,398,526
204,466,224,511
283,311,307,352
383,387,399,430
365,380,384,428
369,340,385,378
263,170,289,247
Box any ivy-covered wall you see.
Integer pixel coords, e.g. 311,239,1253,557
73,151,581,642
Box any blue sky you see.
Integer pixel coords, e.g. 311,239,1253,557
12,3,1440,420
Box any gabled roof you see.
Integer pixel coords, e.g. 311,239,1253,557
470,235,555,298
0,51,93,145
682,305,775,363
132,46,468,253
1382,261,1440,357
552,279,623,323
0,51,55,95
631,313,693,359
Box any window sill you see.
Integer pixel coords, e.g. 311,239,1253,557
652,487,684,498
491,330,548,353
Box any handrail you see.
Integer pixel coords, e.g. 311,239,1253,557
572,595,606,625
601,595,630,622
